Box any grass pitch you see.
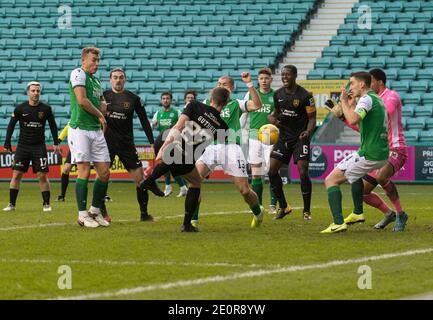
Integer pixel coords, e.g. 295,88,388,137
0,181,432,300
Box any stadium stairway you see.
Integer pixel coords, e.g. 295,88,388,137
273,0,358,86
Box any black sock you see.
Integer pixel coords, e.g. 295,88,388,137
42,191,50,205
136,187,149,214
184,187,200,226
149,162,171,182
10,188,19,206
300,177,312,213
269,172,287,209
60,173,69,197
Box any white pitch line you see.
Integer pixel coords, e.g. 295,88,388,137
52,248,433,300
0,257,260,269
401,291,433,300
0,209,260,232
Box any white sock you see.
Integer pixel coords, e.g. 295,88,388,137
79,210,88,219
181,186,188,191
89,206,101,214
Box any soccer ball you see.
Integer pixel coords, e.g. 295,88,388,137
258,124,279,145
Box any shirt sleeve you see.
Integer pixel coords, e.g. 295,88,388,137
135,98,154,144
355,95,373,119
306,92,316,114
237,99,248,113
384,92,400,117
47,107,59,145
70,68,86,88
182,102,194,119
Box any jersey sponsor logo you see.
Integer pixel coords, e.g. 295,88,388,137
221,109,231,118
293,99,300,108
38,112,44,119
122,102,131,110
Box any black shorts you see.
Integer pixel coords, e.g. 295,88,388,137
13,144,49,173
270,138,310,164
154,132,196,177
107,140,142,171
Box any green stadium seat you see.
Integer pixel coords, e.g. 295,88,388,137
426,118,433,130
412,45,430,57
399,69,417,81
415,12,433,23
367,56,386,68
322,46,339,57
382,34,401,46
339,46,357,57
350,57,368,69
405,57,423,69
315,57,332,69
395,12,414,23
349,35,365,46
399,34,418,46
407,23,425,34
422,94,433,105
406,118,425,130
411,80,430,93
324,69,344,79
379,12,397,24
404,129,418,142
386,57,404,69
331,35,347,46
401,92,421,105
418,34,433,45
356,45,375,57
404,2,421,13
422,57,433,68
414,106,433,117
419,130,433,143
390,80,410,92
401,117,407,130
307,69,324,80
417,69,432,80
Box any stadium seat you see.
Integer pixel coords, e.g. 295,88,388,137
411,80,430,93
425,118,433,130
401,105,414,118
390,80,410,92
417,69,432,80
419,130,433,143
350,57,368,69
422,93,433,105
401,92,422,104
398,69,417,81
406,118,425,130
414,106,433,117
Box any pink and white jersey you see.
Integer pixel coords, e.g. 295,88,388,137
379,88,407,153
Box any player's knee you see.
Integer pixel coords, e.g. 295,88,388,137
37,172,48,182
98,170,110,182
239,186,251,198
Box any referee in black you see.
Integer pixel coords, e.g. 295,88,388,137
3,81,59,212
102,68,155,221
268,65,316,221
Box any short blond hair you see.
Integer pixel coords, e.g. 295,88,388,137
81,47,100,58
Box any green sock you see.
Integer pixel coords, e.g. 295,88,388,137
92,178,109,209
75,178,88,211
327,186,344,224
250,202,262,216
351,178,364,214
192,201,200,221
174,176,185,187
251,178,263,205
270,185,277,206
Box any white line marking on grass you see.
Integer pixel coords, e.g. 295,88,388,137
0,258,255,269
0,209,258,232
401,291,433,300
51,248,433,300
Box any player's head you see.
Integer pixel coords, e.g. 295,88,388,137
110,68,126,93
184,89,197,104
369,69,386,94
258,68,273,92
217,76,234,93
160,91,172,109
210,87,230,110
281,65,297,88
81,47,100,74
349,71,372,97
26,81,41,104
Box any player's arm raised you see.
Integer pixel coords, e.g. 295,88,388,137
74,86,107,132
242,72,263,112
340,87,361,125
155,114,190,163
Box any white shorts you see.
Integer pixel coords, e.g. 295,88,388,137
337,152,387,184
68,127,110,164
248,138,272,174
198,144,248,177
